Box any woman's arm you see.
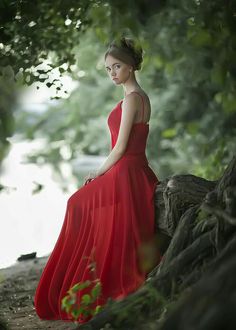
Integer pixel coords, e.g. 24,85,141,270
96,93,139,177
84,145,123,185
96,145,124,176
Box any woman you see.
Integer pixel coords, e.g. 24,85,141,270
34,37,161,324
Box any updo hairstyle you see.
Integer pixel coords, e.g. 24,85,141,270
104,37,143,71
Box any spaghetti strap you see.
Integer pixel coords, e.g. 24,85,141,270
130,91,145,123
34,93,161,324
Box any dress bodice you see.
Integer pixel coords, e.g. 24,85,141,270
107,100,149,156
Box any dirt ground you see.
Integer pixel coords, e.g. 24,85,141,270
0,256,79,330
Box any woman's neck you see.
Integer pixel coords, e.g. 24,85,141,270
123,73,142,96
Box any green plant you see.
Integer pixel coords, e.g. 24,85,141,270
61,252,104,321
61,278,103,321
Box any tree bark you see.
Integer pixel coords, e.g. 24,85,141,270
76,155,236,330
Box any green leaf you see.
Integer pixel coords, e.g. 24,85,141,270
186,122,198,135
190,29,212,47
61,296,70,309
94,305,103,315
91,282,102,299
69,280,91,293
211,67,226,86
81,294,91,305
162,128,177,138
59,67,65,73
71,309,81,319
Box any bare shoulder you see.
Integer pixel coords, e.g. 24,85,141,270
123,90,148,107
123,92,140,106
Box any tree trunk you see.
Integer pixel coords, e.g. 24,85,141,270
77,155,236,330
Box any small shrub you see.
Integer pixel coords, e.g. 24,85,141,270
61,252,104,321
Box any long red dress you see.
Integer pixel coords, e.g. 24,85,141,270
34,91,161,324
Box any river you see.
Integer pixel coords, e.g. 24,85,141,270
0,137,105,269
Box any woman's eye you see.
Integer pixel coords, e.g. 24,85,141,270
105,64,120,72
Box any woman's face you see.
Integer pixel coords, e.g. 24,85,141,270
105,54,131,85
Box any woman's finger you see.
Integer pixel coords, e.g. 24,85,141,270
84,178,92,186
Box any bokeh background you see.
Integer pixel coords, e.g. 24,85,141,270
0,0,235,268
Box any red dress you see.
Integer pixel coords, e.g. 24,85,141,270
34,91,161,324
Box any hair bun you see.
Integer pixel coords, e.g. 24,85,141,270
120,37,143,71
106,36,143,71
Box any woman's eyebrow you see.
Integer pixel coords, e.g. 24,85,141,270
105,62,120,69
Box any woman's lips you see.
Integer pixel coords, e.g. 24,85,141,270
112,78,118,81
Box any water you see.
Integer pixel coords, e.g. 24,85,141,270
0,137,105,269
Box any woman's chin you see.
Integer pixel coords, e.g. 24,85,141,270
113,80,121,85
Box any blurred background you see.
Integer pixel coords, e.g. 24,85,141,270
0,0,235,268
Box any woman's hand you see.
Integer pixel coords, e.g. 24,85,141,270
83,171,99,186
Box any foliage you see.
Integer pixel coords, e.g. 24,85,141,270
143,0,236,178
61,254,104,321
0,0,92,85
0,67,16,166
1,0,236,183
61,278,103,321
